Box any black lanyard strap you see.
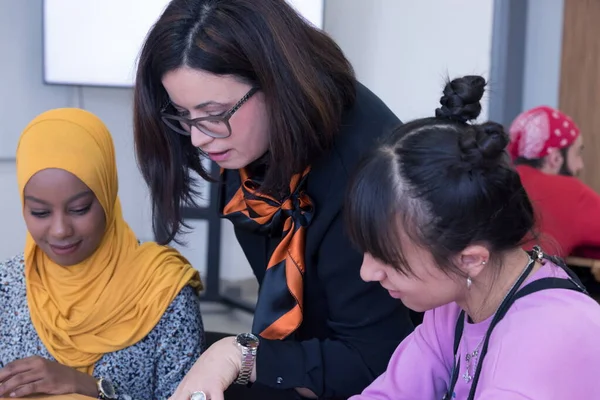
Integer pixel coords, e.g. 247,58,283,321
512,276,586,302
444,258,587,400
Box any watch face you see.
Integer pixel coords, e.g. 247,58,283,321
237,333,259,348
100,379,116,398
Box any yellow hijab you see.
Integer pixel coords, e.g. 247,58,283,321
16,108,202,375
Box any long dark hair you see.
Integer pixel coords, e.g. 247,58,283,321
134,0,356,244
346,76,536,276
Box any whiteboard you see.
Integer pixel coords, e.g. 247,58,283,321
43,0,325,88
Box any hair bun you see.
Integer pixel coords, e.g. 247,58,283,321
435,75,486,123
477,122,509,160
458,122,509,171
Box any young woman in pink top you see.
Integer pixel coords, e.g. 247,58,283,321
345,75,600,399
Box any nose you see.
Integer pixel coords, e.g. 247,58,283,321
190,126,215,148
360,253,387,283
50,213,73,240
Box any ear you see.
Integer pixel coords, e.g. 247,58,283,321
543,148,564,173
455,245,490,279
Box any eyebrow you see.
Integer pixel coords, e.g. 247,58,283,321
24,190,93,205
170,99,228,110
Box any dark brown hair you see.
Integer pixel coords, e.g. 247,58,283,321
346,76,536,276
133,0,356,244
514,147,573,176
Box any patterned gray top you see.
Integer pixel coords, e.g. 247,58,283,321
0,253,205,400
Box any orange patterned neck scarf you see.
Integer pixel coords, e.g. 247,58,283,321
221,167,313,339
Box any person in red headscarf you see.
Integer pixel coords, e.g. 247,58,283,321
508,105,584,176
509,106,600,275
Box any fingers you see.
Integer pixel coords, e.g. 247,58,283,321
0,357,35,382
0,372,44,398
0,357,49,398
0,357,43,395
1,378,45,398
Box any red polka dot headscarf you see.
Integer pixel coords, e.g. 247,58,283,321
507,106,580,160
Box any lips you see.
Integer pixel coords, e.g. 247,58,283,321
49,241,82,256
206,149,228,155
51,242,79,249
206,149,231,162
381,285,403,299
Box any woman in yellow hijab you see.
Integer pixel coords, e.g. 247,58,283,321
0,108,204,399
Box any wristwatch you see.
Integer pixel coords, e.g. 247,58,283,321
234,333,260,385
96,377,118,400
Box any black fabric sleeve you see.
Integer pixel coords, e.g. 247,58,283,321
254,212,414,398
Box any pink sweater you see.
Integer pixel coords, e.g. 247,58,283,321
350,262,600,399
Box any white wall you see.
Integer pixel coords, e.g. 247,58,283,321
325,0,495,122
0,0,71,255
522,0,565,110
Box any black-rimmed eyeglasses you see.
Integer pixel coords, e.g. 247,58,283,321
161,87,259,139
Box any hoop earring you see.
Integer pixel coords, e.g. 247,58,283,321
466,276,472,289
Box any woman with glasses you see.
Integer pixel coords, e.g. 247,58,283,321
133,1,414,399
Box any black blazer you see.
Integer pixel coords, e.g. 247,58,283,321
222,82,414,399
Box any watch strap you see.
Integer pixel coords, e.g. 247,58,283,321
234,340,257,385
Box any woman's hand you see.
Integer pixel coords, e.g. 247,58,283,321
0,356,98,398
169,337,247,400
